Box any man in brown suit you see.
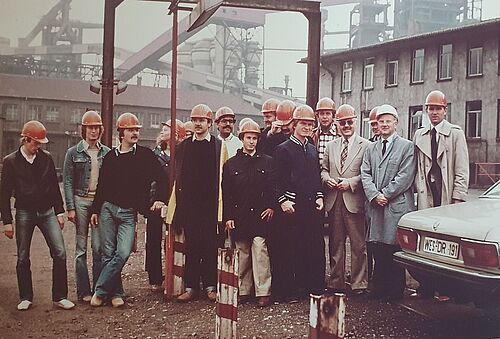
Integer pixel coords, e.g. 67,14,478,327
321,104,370,295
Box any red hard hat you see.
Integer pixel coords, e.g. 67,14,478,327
335,104,357,121
316,97,336,112
425,90,447,108
275,100,296,126
116,112,142,130
215,106,235,122
238,119,261,139
261,98,280,114
190,104,213,121
81,110,103,126
293,105,316,122
368,106,378,123
21,120,49,143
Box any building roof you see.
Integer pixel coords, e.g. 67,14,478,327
0,73,260,115
321,18,500,63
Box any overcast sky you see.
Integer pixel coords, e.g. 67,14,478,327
1,0,499,99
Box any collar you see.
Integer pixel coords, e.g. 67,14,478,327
77,139,103,152
290,135,308,147
317,124,336,136
340,133,356,149
381,132,396,145
115,143,137,156
20,146,36,164
193,133,211,142
432,120,445,135
218,133,235,141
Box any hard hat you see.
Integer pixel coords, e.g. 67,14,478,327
368,106,379,123
275,100,296,126
238,119,261,139
184,121,195,134
316,97,336,112
376,104,399,120
292,105,316,122
21,120,49,143
215,106,235,122
238,117,253,130
81,110,103,126
425,90,447,108
261,98,280,114
190,104,213,121
335,104,357,121
116,112,142,130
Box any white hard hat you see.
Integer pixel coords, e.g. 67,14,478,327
376,104,398,120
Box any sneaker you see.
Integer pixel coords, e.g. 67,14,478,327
111,297,125,308
54,299,75,310
90,293,103,307
17,300,32,311
81,295,92,303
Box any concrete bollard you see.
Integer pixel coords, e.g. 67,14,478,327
309,293,346,339
215,247,239,339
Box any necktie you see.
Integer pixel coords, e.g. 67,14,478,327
382,140,388,156
340,139,348,170
429,127,442,207
430,128,438,165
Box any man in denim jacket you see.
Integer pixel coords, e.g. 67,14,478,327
63,111,110,302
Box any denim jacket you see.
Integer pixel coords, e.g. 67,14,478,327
63,140,110,211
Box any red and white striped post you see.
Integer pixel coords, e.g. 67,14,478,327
309,293,346,339
215,247,239,339
164,223,186,299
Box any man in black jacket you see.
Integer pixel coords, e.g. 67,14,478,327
273,105,326,301
222,119,276,307
258,100,295,156
1,121,75,311
90,113,166,307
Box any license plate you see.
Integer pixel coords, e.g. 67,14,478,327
422,236,459,259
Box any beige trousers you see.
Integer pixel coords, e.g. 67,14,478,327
236,237,272,297
328,197,368,291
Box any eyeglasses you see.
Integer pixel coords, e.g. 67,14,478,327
219,118,235,124
370,121,378,127
337,119,354,126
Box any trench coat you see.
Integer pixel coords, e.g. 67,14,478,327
413,120,469,209
361,134,416,245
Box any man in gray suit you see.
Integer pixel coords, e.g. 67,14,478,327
321,104,370,295
361,104,416,301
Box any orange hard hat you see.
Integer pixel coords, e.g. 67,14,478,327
21,120,49,143
215,106,235,122
162,118,185,137
190,104,213,121
81,110,103,126
275,100,296,126
316,97,336,112
261,98,280,114
116,112,142,130
293,105,316,122
335,104,357,121
425,90,447,108
368,106,379,123
238,119,261,139
184,121,195,133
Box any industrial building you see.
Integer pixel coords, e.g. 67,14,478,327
319,18,500,185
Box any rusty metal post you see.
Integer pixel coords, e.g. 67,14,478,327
305,10,321,109
169,6,178,191
309,293,346,339
101,0,123,147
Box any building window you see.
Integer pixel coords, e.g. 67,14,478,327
466,100,481,138
468,46,483,77
363,58,374,90
411,48,425,83
136,112,145,126
408,105,424,139
341,61,352,92
386,59,398,87
46,106,60,122
497,100,500,138
27,105,41,120
361,110,371,139
438,44,452,80
71,108,84,124
150,113,161,128
3,104,19,121
446,103,452,123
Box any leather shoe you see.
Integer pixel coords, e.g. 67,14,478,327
350,289,367,297
257,296,271,307
207,291,217,302
177,290,197,303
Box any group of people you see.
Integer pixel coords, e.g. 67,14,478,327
0,88,469,311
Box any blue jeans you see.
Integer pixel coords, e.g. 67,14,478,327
74,196,102,299
94,201,135,299
15,208,68,302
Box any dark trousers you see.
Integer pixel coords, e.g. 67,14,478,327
183,222,218,290
145,214,164,285
271,204,325,297
370,242,405,298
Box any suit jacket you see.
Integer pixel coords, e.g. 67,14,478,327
321,134,370,213
413,120,469,209
361,134,416,245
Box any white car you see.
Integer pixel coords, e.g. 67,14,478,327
394,181,500,308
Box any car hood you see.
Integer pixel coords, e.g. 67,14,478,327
399,198,500,241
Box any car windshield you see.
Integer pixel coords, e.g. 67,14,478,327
481,181,500,198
